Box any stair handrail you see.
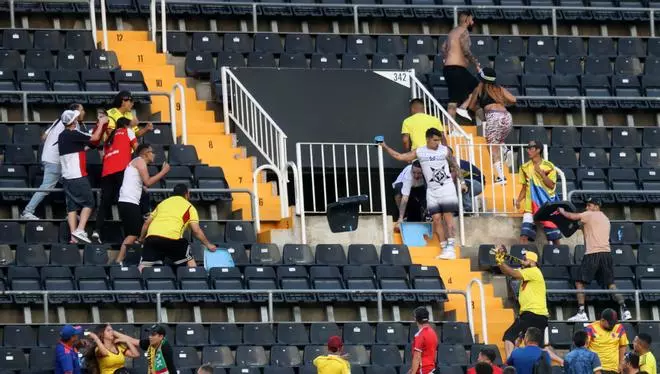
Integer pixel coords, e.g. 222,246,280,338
171,82,187,144
221,67,289,174
252,164,290,234
466,278,488,344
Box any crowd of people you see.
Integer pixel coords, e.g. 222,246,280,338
21,93,218,270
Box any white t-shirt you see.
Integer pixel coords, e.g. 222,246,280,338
393,164,424,197
415,145,453,190
41,118,80,164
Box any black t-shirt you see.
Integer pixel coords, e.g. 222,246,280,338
139,339,176,373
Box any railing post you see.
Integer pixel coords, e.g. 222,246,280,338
287,161,301,215
252,3,258,32
168,91,177,144
353,5,359,33
22,92,28,123
43,293,49,324
9,0,16,28
222,67,230,135
268,292,274,323
160,0,167,54
453,6,458,26
100,0,108,50
156,293,162,322
580,99,587,126
635,290,641,321
173,83,187,144
150,0,157,42
377,146,389,244
457,143,466,245
551,8,557,36
296,143,307,244
89,0,98,47
377,290,383,322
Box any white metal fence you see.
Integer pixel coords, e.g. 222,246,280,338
296,142,389,245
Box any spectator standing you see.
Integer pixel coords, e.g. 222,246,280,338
55,325,84,374
467,348,503,374
313,336,351,374
401,99,445,151
84,324,140,374
138,184,217,270
441,10,480,119
381,128,465,259
461,67,516,184
58,109,107,244
126,325,176,374
494,245,548,358
623,353,641,374
105,91,152,138
564,331,603,374
22,104,85,220
506,327,550,374
515,140,562,245
408,307,438,374
585,308,628,374
559,197,631,322
93,117,139,243
116,144,170,265
633,334,656,374
393,161,426,226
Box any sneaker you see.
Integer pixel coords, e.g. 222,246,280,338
20,212,39,220
503,148,512,165
494,177,507,185
621,308,633,321
72,229,91,244
91,231,102,244
567,311,589,322
436,251,457,260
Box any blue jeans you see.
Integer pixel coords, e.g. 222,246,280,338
24,162,61,214
462,180,483,212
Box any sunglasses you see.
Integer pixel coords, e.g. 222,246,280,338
122,97,134,102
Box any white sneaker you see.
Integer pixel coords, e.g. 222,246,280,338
621,309,633,321
20,212,39,220
567,311,589,322
91,231,102,244
437,251,457,260
72,229,91,244
494,177,507,185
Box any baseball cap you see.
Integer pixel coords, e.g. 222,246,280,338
601,308,618,326
60,325,83,340
149,324,167,336
327,335,343,352
524,251,539,263
527,140,543,150
61,110,81,126
414,306,430,323
479,67,496,84
586,196,602,207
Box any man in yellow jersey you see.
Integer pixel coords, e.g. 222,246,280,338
585,308,628,374
138,184,217,270
634,333,657,374
494,245,548,359
515,140,562,245
106,91,153,137
401,98,446,151
313,336,350,374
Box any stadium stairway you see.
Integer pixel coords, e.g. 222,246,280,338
96,30,290,233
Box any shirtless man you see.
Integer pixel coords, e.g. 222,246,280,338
442,10,481,119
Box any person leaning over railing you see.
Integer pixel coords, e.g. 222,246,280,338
393,160,426,229
22,104,86,220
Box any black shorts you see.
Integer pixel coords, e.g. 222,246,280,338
578,252,615,287
140,235,192,266
503,311,548,344
118,202,143,236
62,177,95,212
443,65,479,104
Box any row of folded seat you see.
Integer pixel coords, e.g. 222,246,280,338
479,242,660,268
0,49,119,71
509,126,660,148
0,263,446,304
0,68,149,105
546,147,660,168
0,220,254,247
168,32,660,58
0,123,172,146
0,29,95,52
0,321,474,347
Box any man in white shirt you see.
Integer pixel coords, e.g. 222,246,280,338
21,104,85,220
393,160,426,227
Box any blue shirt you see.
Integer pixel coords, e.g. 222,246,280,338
506,346,550,374
564,347,602,374
55,341,81,374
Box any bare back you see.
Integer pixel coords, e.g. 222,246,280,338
443,26,471,67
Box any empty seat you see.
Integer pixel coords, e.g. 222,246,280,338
84,244,110,265
0,348,28,370
638,244,660,264
270,346,303,367
611,148,639,168
407,35,434,55
437,344,468,366
557,37,586,57
524,57,552,75
285,34,314,54
347,35,376,55
377,35,405,55
372,54,400,70
642,148,660,168
317,35,346,54
310,266,349,302
589,37,617,57
25,50,55,70
342,54,369,69
580,148,609,168
611,222,640,245
409,265,448,302
547,322,573,348
278,265,316,303
16,244,48,266
347,244,378,265
0,51,22,71
615,56,642,75
498,36,524,56
371,345,402,366
442,322,472,345
611,245,637,266
254,33,283,53
43,266,81,304
377,265,416,302
2,29,31,50
495,56,522,75
315,244,347,265
25,221,59,244
202,346,235,367
110,266,150,303
344,265,378,302
185,52,214,77
175,323,208,346
245,266,283,303
528,36,556,57
52,70,85,104
209,324,243,346
75,266,115,303
66,31,95,51
282,244,314,265
178,266,216,303
50,244,82,266
471,36,497,57
192,32,223,52
343,345,370,366
57,50,87,70
542,245,571,265
311,53,340,69
642,222,660,243
585,57,612,75
142,266,183,303
277,323,309,345
380,244,412,265
3,325,36,348
90,50,119,70
224,33,254,54
8,266,42,304
612,128,641,148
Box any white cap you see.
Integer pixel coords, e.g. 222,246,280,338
61,110,81,126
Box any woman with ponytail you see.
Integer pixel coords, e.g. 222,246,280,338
85,324,140,374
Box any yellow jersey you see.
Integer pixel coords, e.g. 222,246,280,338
640,351,657,374
314,355,351,374
518,159,557,213
96,344,127,374
401,113,444,151
106,107,140,134
517,267,548,316
147,196,199,240
585,321,628,372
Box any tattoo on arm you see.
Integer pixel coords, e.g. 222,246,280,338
448,155,465,183
459,30,479,68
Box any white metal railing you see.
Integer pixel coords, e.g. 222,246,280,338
148,1,660,40
221,67,288,175
454,143,567,216
252,164,290,234
296,142,389,245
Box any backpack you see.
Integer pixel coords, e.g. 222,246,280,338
533,351,552,374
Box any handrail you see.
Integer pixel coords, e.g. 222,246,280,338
221,67,288,174
466,278,488,344
567,189,660,202
171,82,188,144
252,164,290,234
0,88,182,140
9,0,109,49
287,161,301,216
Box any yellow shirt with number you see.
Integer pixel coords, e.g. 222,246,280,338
518,159,557,213
147,196,199,240
640,351,657,374
106,107,140,134
516,267,548,316
401,113,444,151
585,321,628,372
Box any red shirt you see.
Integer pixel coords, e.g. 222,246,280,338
467,364,503,374
412,325,438,374
102,128,137,177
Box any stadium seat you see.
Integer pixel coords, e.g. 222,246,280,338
442,322,473,345
285,34,314,54
372,54,400,70
5,145,36,165
42,266,81,304
409,265,448,302
317,35,346,54
343,265,378,302
641,148,660,168
276,323,309,345
224,33,254,54
551,128,580,149
557,37,586,57
225,221,257,244
471,36,497,57
343,345,369,366
192,32,223,52
209,324,243,346
371,345,403,366
528,36,556,57
57,50,87,70
612,127,641,148
8,266,43,304
309,323,341,345
344,322,374,344
342,54,370,69
377,35,405,56
254,33,284,53
2,29,31,50
315,244,347,265
437,344,468,366
25,221,59,245
3,325,37,348
16,244,48,266
178,266,216,303
90,50,119,70
245,266,283,303
278,265,316,303
185,52,215,77
83,244,110,265
380,244,412,265
175,323,208,346
280,53,308,68
50,244,82,266
611,222,640,245
270,346,303,367
311,53,341,69
236,346,269,367
580,148,609,168
542,245,571,266
588,37,617,57
638,244,660,265
547,322,573,348
498,36,524,57
110,266,150,303
202,346,235,367
310,266,349,302
377,265,416,302
34,30,64,51
0,348,28,370
25,50,55,70
142,266,183,303
75,266,115,303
